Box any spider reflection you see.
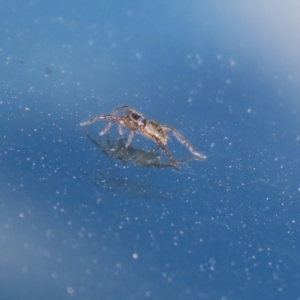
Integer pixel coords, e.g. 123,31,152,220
81,128,194,168
76,164,175,200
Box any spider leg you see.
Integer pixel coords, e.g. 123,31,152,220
100,122,112,136
112,105,131,115
80,114,115,126
155,138,179,169
118,124,124,136
80,114,127,138
162,125,206,160
125,131,135,148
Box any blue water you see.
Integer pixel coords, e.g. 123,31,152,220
1,1,300,299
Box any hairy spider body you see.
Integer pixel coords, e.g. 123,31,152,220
141,120,168,145
80,105,206,167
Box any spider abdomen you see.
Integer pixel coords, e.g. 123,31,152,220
144,120,167,145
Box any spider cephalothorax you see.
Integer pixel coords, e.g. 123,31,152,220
80,105,206,167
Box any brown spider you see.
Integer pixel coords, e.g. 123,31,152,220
80,105,206,168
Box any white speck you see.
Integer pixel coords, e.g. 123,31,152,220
67,287,75,295
88,39,95,46
209,258,216,271
230,59,236,66
132,253,138,259
135,52,142,60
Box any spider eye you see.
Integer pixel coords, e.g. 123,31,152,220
131,113,141,121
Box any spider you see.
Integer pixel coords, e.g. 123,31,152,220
80,105,206,168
